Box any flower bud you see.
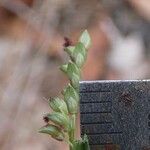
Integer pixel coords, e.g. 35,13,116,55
63,84,79,102
65,97,78,114
75,53,85,67
60,62,80,81
74,42,86,57
67,62,80,79
44,113,69,130
39,124,64,141
79,30,91,49
70,73,80,90
60,64,68,74
64,46,75,57
63,84,79,114
49,97,68,115
70,42,87,68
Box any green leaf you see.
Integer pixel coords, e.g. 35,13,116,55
45,113,69,130
79,30,91,49
39,124,64,141
49,97,68,115
72,134,90,150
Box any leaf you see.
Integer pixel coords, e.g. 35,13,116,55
39,124,64,141
49,97,68,115
79,30,91,49
72,134,90,150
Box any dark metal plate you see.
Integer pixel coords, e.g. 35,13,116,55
80,80,150,150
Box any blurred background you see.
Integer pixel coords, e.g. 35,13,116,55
0,0,150,149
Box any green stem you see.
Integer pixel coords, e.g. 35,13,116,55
69,114,76,150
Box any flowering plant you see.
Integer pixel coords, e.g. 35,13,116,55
39,30,91,150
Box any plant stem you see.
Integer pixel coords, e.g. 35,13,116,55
69,114,76,150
